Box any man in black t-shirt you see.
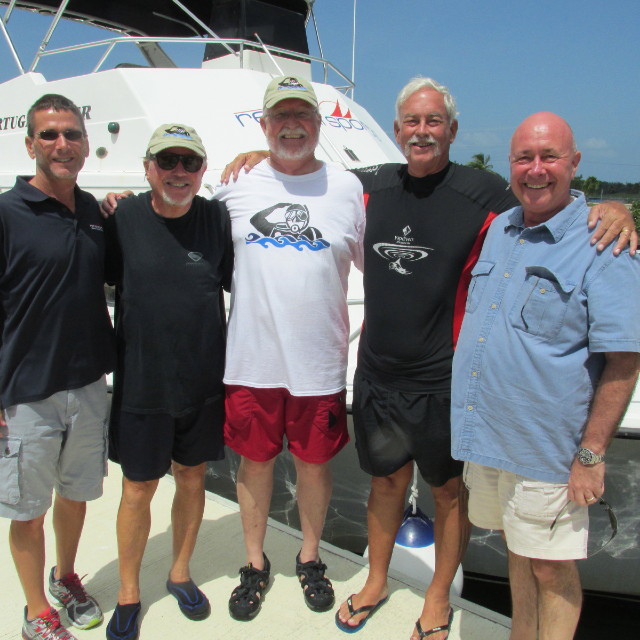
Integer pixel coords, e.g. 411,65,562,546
0,94,114,640
104,124,232,640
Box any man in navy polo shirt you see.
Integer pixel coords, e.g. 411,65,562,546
0,94,114,640
451,112,640,639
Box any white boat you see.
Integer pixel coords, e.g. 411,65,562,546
1,0,638,605
0,0,400,399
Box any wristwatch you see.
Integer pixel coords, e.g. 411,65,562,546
577,447,605,465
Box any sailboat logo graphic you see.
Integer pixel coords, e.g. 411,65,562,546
328,100,352,119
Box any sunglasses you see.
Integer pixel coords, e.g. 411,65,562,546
36,129,84,142
550,497,617,558
151,152,204,173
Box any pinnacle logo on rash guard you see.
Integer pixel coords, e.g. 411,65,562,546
185,250,206,267
373,225,433,275
245,202,330,252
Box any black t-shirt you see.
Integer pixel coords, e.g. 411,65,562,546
353,162,518,393
105,193,233,416
0,177,115,407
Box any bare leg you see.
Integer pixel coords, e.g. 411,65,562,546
412,476,469,640
169,462,206,582
508,551,538,640
52,494,86,578
236,456,276,570
9,514,50,619
293,457,332,563
115,476,159,604
531,558,581,640
336,461,413,627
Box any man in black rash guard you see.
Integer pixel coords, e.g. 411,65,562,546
104,124,233,640
337,79,516,640
221,77,635,640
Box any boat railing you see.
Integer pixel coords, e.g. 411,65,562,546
4,28,355,93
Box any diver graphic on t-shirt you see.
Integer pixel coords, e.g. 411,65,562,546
246,202,329,251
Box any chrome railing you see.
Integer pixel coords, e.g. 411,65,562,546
2,27,355,94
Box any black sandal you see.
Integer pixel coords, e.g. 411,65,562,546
415,608,454,638
295,552,335,612
228,554,271,621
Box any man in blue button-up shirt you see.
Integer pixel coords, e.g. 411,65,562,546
451,112,640,639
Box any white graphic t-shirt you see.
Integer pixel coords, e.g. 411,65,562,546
215,162,365,395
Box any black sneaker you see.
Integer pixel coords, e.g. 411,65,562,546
166,578,210,621
228,554,271,621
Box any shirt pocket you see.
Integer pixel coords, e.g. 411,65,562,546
0,436,21,505
466,260,495,314
511,266,576,340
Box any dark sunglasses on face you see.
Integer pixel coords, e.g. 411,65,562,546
36,129,84,142
151,152,204,173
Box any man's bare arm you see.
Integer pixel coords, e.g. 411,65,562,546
568,351,639,506
220,151,269,184
100,190,134,218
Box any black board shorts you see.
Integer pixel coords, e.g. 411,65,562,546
352,370,463,487
109,395,225,481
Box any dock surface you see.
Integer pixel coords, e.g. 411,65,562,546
1,464,511,639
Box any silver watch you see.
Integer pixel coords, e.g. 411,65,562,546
577,447,605,465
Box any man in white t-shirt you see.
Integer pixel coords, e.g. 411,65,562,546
215,75,365,621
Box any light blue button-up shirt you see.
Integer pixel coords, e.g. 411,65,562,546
451,192,640,483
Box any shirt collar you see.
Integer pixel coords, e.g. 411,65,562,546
14,175,85,207
505,190,586,242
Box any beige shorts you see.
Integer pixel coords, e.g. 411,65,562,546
464,462,588,560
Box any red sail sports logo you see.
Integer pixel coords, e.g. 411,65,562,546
233,99,367,132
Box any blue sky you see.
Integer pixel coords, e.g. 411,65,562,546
1,0,638,183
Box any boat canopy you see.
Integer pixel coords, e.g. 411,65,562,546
0,1,311,38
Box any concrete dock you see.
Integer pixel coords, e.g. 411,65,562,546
1,464,511,639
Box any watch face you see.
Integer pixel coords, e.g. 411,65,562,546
578,450,594,464
578,448,602,465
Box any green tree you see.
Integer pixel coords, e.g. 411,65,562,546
582,176,600,197
466,153,494,172
571,174,584,191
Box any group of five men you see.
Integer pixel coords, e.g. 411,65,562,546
0,74,637,640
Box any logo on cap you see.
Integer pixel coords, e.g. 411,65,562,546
278,77,307,92
163,126,193,140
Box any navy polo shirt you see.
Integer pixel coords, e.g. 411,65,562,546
0,177,115,408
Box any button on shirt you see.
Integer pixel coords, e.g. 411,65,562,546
451,192,640,483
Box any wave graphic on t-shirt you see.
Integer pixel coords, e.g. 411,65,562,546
245,233,330,252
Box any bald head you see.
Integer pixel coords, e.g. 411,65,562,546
509,112,581,225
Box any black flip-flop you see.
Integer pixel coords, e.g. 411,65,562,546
414,607,454,638
335,594,388,633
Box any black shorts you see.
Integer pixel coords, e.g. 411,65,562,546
109,396,225,481
352,371,462,487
